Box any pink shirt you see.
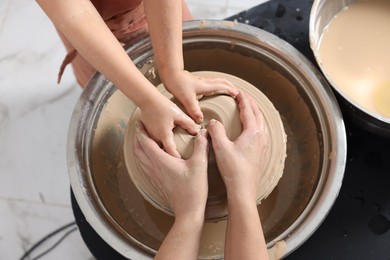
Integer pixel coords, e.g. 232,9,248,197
58,0,192,87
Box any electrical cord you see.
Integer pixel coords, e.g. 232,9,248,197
30,226,78,260
19,221,77,260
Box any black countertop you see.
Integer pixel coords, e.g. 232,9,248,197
71,0,390,259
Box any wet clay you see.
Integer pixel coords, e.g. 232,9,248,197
318,0,390,118
123,71,287,220
268,240,286,260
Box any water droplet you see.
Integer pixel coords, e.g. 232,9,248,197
275,4,286,18
368,215,390,235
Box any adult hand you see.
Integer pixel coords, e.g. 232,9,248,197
208,91,270,260
139,95,200,158
207,91,269,202
133,121,209,219
162,70,239,123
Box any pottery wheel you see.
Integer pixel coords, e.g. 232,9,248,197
124,71,287,220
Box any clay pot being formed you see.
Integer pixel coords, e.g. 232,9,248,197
123,71,287,220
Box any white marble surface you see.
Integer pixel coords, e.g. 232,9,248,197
0,0,266,259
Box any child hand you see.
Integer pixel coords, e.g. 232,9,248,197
163,70,239,123
133,121,209,219
139,96,200,158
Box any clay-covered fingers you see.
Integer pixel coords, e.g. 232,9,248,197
174,100,203,135
140,98,200,158
198,77,239,98
247,93,267,134
165,71,238,124
236,91,257,131
179,93,203,123
186,98,203,123
134,121,170,163
133,122,167,194
133,126,151,170
159,129,181,158
207,119,232,152
188,129,209,165
186,77,238,122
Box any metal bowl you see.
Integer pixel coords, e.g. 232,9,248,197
68,20,346,259
310,0,390,138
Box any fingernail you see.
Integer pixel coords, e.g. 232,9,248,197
209,119,216,126
198,115,204,123
196,94,204,100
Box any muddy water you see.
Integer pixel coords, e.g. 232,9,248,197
318,0,390,118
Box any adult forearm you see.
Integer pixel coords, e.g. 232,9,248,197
36,0,162,108
225,199,269,260
156,216,204,260
143,0,184,82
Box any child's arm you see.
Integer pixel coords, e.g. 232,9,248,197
144,0,239,123
36,0,198,157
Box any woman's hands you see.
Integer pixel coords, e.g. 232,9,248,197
208,91,270,260
134,121,209,259
134,91,270,260
208,91,269,203
161,70,239,123
133,121,209,219
137,90,270,214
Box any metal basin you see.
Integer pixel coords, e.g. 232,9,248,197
68,20,346,259
310,0,390,138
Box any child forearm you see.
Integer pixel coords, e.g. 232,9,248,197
36,0,164,108
143,0,184,83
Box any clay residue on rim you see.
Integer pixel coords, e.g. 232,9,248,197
123,71,287,221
